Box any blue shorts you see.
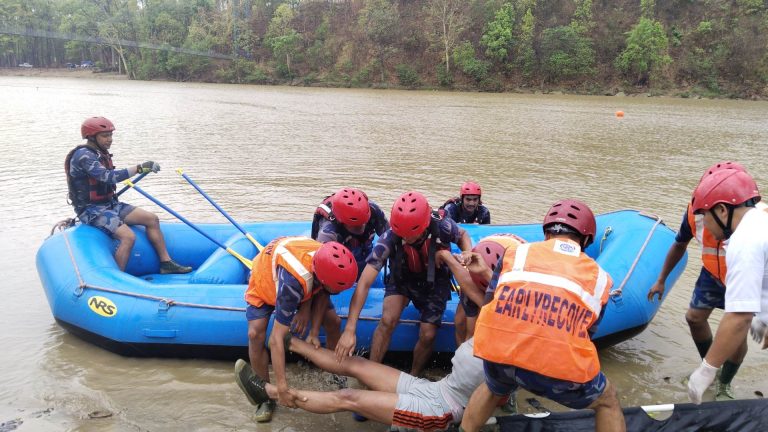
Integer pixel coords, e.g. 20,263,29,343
385,277,451,326
689,268,725,310
246,304,274,321
80,201,136,236
483,361,607,410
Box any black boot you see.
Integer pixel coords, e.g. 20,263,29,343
159,260,192,274
234,359,270,406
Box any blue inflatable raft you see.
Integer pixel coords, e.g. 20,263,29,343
36,209,686,359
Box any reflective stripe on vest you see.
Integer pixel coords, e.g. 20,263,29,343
503,243,609,317
271,237,315,292
687,204,726,284
473,239,612,383
245,236,319,308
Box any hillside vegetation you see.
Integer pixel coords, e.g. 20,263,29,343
2,0,767,98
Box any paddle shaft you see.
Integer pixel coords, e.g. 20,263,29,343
115,172,149,197
177,170,264,252
123,180,253,269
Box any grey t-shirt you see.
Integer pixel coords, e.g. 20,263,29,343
437,337,485,420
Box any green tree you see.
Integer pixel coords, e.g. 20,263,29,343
640,0,655,19
424,0,468,77
480,2,514,63
265,3,300,77
540,26,595,82
358,0,399,83
453,40,489,82
518,7,535,77
571,0,594,34
615,17,671,86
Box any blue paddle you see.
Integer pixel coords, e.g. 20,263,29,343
122,179,253,269
176,169,264,252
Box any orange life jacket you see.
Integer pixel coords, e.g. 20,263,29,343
245,236,320,307
473,238,612,383
687,202,768,285
687,203,727,285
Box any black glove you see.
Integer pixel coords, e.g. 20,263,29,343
137,161,161,174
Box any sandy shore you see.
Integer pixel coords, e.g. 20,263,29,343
0,67,127,79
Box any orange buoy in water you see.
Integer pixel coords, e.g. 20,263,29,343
615,110,625,118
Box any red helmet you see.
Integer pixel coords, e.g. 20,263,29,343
700,161,746,181
460,181,482,197
472,241,507,272
312,241,358,293
542,199,596,247
81,117,115,139
390,191,432,238
691,169,760,214
332,188,371,227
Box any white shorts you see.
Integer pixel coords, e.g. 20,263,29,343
391,373,454,431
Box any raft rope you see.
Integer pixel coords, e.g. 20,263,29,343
599,226,613,253
57,212,664,325
609,212,664,297
63,229,246,312
61,230,455,325
49,218,76,237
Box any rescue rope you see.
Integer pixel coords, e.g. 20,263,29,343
81,283,246,312
599,226,613,253
610,212,664,297
49,218,76,237
63,229,246,312
62,229,85,289
61,229,456,324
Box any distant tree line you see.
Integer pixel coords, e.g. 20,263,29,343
2,0,767,97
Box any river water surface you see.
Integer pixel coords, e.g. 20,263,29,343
1,76,768,431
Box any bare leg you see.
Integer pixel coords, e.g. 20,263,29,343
686,308,714,346
370,295,408,364
587,379,626,432
411,322,438,376
112,224,136,271
123,207,171,262
248,318,270,382
466,315,477,340
289,337,401,392
460,383,501,432
322,307,342,350
454,303,467,346
262,382,399,424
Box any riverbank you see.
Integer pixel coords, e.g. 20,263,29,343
1,66,762,100
0,67,127,80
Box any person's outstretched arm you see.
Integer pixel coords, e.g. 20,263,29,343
268,321,303,408
335,264,378,362
460,383,501,432
647,240,689,302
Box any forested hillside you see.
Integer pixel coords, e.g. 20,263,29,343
2,0,767,98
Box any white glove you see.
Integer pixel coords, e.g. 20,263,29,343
750,316,767,344
687,359,718,404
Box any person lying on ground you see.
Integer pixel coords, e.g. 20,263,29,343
235,333,514,431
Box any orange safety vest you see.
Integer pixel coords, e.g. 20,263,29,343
686,203,726,285
687,202,768,286
245,236,320,308
473,238,612,383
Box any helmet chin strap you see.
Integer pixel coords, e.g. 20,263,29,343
710,205,735,240
87,136,108,153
